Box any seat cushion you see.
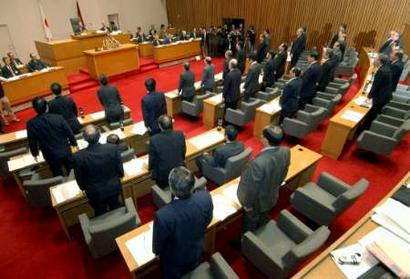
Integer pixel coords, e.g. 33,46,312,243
253,221,296,258
303,182,336,209
89,207,127,226
181,262,213,279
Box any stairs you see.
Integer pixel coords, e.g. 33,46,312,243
67,70,98,93
140,58,159,72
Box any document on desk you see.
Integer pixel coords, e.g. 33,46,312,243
207,93,223,104
76,139,88,149
354,96,372,108
340,110,365,123
374,198,410,233
8,152,44,172
165,90,178,98
188,130,224,149
126,223,155,266
212,194,237,221
130,122,148,136
123,159,145,177
222,183,240,207
214,72,223,81
90,111,105,120
51,180,82,204
260,100,281,113
15,130,27,139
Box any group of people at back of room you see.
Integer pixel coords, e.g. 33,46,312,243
22,23,405,279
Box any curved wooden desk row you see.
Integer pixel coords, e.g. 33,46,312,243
153,39,201,64
115,144,322,278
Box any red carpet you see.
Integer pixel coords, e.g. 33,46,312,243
0,58,409,279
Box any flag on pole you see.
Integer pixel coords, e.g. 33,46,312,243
76,1,85,28
38,0,53,41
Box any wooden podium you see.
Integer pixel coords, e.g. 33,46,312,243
83,44,140,79
153,39,201,64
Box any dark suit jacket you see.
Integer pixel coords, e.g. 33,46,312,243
390,60,404,92
48,95,81,134
153,191,213,279
369,64,393,106
222,59,230,81
256,40,269,63
280,77,302,113
212,141,244,168
291,34,306,56
11,58,23,67
201,64,215,90
149,130,186,182
379,39,395,54
236,49,245,73
73,143,124,201
300,62,322,100
263,59,275,87
141,91,167,135
273,51,287,80
27,113,77,161
1,65,21,78
97,84,123,123
179,70,195,100
244,62,262,97
237,146,290,212
317,59,336,91
223,68,241,103
27,59,48,72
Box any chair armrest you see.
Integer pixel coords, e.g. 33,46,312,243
317,172,349,196
78,213,92,245
296,110,312,123
210,252,239,279
312,97,331,109
283,118,309,134
151,185,172,208
370,121,397,137
387,101,410,111
291,188,335,213
357,130,398,153
124,198,142,227
382,106,409,119
277,210,312,243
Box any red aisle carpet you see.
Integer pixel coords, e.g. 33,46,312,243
0,58,409,279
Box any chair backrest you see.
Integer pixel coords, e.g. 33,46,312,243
196,92,215,111
241,99,261,121
393,127,407,142
121,148,136,163
209,252,240,279
333,178,368,213
24,176,64,207
310,107,326,126
89,212,137,244
224,148,252,180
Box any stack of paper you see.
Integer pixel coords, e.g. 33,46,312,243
90,111,105,120
126,223,155,266
130,122,148,136
123,159,145,177
212,195,237,221
15,130,27,140
340,110,365,123
51,180,82,204
189,130,224,149
222,183,240,206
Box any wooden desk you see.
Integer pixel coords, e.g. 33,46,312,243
84,44,140,79
2,67,67,105
202,94,225,129
321,47,374,159
153,39,201,64
116,144,322,278
253,97,282,137
0,106,131,152
35,32,130,74
138,42,153,58
292,172,410,279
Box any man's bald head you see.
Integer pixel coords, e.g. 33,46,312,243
158,115,173,131
83,124,100,144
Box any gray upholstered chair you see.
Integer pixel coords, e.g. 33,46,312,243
151,176,207,208
274,81,286,90
182,92,215,117
290,172,369,225
79,198,141,258
201,148,252,186
325,82,350,95
108,117,133,130
313,92,342,117
181,252,239,279
393,90,410,104
121,148,136,162
385,101,410,112
225,98,264,127
0,147,28,177
375,114,410,130
242,210,330,279
356,121,408,156
282,106,326,139
255,87,280,102
382,105,410,120
23,173,64,207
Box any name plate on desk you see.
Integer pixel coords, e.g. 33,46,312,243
188,130,224,149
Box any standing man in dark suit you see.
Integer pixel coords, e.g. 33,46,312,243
97,75,123,124
149,115,186,188
365,54,393,129
178,63,195,102
153,166,213,279
201,57,215,93
290,27,306,68
7,52,23,68
236,42,245,74
237,125,290,233
27,97,78,177
273,43,288,81
27,53,48,72
261,50,275,91
244,52,262,102
379,31,402,55
223,59,242,111
196,125,244,172
299,51,322,109
73,125,124,216
256,34,269,63
222,50,233,81
141,78,167,135
1,57,21,78
48,83,82,134
390,50,404,92
329,24,347,48
280,67,302,123
317,48,337,92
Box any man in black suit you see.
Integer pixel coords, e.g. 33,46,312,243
329,24,347,48
273,43,288,81
149,115,186,188
280,67,302,123
236,42,245,74
379,31,402,55
290,27,306,68
97,75,124,124
106,133,129,153
390,50,404,92
244,52,262,102
27,53,48,72
317,48,337,92
27,97,78,177
365,54,393,129
1,57,21,78
153,166,213,279
7,52,23,68
48,83,82,134
261,50,275,91
222,50,233,81
178,63,195,102
196,125,244,172
223,59,242,111
237,125,290,232
201,57,215,93
256,34,269,63
141,78,167,135
299,51,322,109
73,125,123,216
